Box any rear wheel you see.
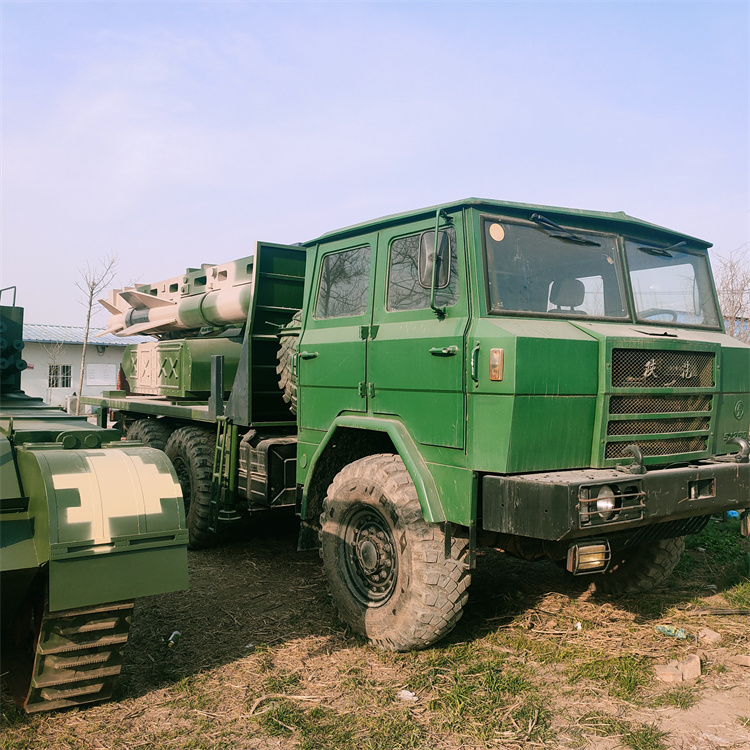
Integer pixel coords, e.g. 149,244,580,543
592,537,685,594
165,426,217,549
125,418,173,451
319,454,471,651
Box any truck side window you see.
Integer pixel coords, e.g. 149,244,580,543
314,245,371,319
387,228,459,311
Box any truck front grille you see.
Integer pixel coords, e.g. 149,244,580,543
611,349,714,388
609,395,713,414
607,417,711,436
604,349,715,465
605,436,708,459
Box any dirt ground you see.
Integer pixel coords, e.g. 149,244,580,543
2,514,749,750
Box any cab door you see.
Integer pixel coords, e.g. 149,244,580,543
367,211,469,449
297,236,376,432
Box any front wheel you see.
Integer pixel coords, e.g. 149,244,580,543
165,426,217,549
591,537,685,594
319,454,471,651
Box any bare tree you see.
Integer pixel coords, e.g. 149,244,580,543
74,254,118,414
713,245,750,343
42,341,67,405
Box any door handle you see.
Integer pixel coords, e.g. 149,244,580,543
429,345,458,357
470,341,480,382
298,351,318,359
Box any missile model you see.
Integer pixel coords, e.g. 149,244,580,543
99,256,254,338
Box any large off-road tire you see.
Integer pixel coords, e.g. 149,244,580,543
319,453,471,651
591,537,685,594
276,310,301,416
125,418,173,451
165,426,217,550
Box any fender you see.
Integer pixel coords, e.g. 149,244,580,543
15,443,188,612
302,415,446,523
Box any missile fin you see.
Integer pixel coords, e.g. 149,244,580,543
119,319,178,337
119,290,176,310
99,298,122,315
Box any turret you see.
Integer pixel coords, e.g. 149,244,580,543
0,287,28,394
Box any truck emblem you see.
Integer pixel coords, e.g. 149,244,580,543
735,400,745,420
642,358,657,378
679,361,696,380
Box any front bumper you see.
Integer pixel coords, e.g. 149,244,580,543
481,459,749,542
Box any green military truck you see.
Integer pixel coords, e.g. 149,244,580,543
0,287,189,712
86,199,750,652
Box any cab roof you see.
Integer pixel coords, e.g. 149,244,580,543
307,197,712,248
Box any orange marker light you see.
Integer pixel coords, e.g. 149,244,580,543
489,348,504,381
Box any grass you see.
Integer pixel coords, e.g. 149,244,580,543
677,517,750,590
2,518,749,749
649,683,700,710
567,653,652,699
576,712,669,750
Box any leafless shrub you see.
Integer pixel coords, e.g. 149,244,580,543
713,245,750,343
74,253,118,414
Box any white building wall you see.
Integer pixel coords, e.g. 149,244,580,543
22,342,126,409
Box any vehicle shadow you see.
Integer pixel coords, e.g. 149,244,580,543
113,522,727,704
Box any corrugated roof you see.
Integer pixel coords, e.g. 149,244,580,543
23,324,154,346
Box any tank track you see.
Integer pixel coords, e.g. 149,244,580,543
23,600,135,713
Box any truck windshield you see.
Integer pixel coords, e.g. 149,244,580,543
624,241,721,328
483,218,628,319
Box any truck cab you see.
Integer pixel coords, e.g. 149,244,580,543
294,199,748,650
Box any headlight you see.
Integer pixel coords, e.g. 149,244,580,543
596,486,617,520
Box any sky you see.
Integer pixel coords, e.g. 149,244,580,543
1,0,748,325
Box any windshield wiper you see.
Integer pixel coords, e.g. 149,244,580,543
530,213,601,246
635,240,687,258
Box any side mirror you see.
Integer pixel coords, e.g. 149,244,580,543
419,230,451,289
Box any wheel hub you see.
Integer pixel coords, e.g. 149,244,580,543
344,507,398,605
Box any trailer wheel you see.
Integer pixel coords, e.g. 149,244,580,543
319,453,471,651
165,426,217,549
276,310,301,416
125,418,173,451
592,537,685,594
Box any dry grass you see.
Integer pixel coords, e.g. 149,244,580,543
2,514,749,749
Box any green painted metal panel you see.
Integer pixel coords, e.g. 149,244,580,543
49,545,188,612
506,396,598,473
469,394,515,474
298,236,377,431
713,393,750,454
369,210,469,449
426,460,475,527
719,341,750,394
301,416,446,523
0,434,22,501
0,515,38,572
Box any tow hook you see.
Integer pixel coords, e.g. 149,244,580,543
713,436,750,464
617,444,646,474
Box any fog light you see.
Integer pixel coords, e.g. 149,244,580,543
596,485,616,520
567,541,611,574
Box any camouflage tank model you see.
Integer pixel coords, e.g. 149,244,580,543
0,287,189,713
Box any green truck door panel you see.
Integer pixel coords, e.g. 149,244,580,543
369,215,469,449
298,239,376,432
